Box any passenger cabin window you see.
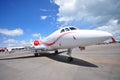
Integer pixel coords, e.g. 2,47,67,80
60,29,65,33
69,27,77,30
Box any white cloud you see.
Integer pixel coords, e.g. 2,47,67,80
54,0,76,22
32,33,41,37
1,39,32,47
32,33,46,40
20,40,27,45
50,0,54,3
95,19,120,40
53,0,120,25
40,8,55,12
20,40,32,46
40,9,49,12
32,33,42,40
3,39,18,47
3,39,18,44
0,28,23,36
53,0,120,40
40,16,47,20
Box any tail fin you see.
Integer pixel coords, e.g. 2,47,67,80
111,37,116,43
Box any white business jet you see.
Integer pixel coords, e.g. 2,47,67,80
33,26,113,62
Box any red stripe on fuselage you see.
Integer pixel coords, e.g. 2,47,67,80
40,32,74,46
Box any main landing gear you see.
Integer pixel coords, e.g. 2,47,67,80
34,49,73,62
34,50,39,57
55,50,58,54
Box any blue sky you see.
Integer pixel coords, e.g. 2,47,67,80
0,0,59,47
0,0,58,36
0,0,120,47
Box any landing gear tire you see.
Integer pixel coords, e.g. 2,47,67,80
67,57,73,62
55,50,58,54
34,53,39,57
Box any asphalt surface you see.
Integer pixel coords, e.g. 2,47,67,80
0,43,120,80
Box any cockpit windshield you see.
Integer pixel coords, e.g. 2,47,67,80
69,27,77,30
60,29,65,33
60,26,78,33
65,28,70,31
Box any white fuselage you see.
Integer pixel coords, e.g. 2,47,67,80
34,26,112,51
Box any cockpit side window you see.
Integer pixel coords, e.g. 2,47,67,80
60,29,65,33
69,27,77,30
65,28,70,31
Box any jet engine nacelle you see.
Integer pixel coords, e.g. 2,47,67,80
33,40,46,50
34,40,40,46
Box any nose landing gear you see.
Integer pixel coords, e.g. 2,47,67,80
67,49,73,62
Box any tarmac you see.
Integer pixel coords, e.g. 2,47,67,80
0,43,120,80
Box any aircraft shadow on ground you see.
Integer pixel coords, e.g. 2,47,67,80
0,51,98,68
